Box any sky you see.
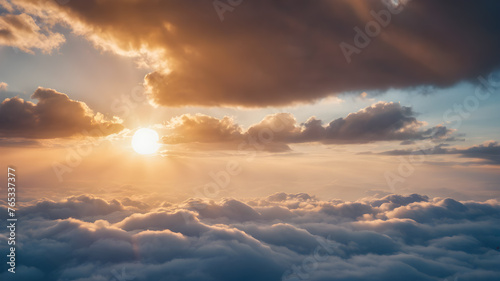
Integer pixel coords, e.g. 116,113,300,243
0,0,499,280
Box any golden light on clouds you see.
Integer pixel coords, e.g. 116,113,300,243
0,1,500,279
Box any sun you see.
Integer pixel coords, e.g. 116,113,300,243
131,128,160,155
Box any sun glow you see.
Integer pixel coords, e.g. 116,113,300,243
131,128,160,155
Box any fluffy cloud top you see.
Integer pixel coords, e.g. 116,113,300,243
3,0,500,107
0,87,124,138
1,193,499,281
163,102,454,150
20,195,125,220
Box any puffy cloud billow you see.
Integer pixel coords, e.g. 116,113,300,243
1,193,499,281
3,0,500,107
163,102,455,150
0,87,124,139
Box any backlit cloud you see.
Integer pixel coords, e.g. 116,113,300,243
163,114,243,144
3,0,500,107
0,87,124,138
163,102,454,150
0,12,64,53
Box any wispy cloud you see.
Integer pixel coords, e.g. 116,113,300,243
378,141,500,165
0,13,64,54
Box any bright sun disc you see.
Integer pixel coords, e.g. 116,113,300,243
132,128,160,155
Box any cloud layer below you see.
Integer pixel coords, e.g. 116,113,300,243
1,193,499,281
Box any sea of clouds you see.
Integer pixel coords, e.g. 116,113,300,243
1,193,499,281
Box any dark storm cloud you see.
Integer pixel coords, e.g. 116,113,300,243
163,102,454,150
0,87,124,139
1,193,499,281
379,141,500,165
6,0,500,107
